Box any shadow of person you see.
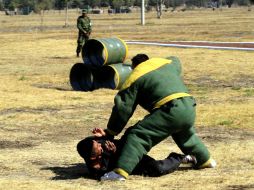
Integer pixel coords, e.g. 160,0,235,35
41,163,193,180
177,166,193,171
41,163,93,180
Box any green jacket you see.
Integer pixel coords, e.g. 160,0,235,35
77,15,91,33
107,57,191,135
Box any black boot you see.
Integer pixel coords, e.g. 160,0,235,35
167,152,185,161
76,45,82,57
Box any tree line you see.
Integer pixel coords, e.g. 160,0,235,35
0,0,253,13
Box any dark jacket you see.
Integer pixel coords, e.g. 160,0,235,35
77,137,183,179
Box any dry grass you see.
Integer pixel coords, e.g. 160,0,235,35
0,7,254,190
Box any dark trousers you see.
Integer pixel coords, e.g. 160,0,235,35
132,152,184,177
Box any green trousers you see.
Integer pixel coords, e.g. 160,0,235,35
116,97,210,174
76,31,89,55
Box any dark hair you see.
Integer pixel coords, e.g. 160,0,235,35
77,137,112,178
77,137,95,165
131,54,149,68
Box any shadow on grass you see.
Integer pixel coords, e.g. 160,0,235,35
227,184,254,190
41,163,192,180
41,163,93,180
32,83,73,91
177,166,193,171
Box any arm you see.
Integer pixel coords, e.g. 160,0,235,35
77,17,83,31
106,85,139,136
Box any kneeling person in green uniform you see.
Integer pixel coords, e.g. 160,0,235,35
99,54,216,181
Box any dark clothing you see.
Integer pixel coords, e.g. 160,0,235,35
77,137,184,179
132,152,183,177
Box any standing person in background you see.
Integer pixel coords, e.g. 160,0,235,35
76,9,92,57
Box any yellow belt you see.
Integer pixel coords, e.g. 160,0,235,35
153,92,191,109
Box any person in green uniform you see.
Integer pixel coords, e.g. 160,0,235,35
99,54,216,181
76,9,92,57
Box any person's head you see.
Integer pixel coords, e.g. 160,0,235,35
131,54,149,69
81,9,87,16
77,137,103,169
77,137,114,177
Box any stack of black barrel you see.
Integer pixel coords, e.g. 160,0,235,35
70,37,132,91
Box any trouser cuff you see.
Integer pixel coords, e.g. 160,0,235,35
196,157,216,169
114,168,129,179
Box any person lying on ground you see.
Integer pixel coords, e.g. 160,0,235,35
77,127,197,180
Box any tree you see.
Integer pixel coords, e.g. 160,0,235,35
34,0,53,13
124,0,135,7
7,0,19,10
111,0,124,9
61,0,71,27
33,0,54,30
83,0,101,8
71,0,82,8
55,0,66,10
226,0,234,7
236,0,251,5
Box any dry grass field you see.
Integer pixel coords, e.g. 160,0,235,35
0,7,254,190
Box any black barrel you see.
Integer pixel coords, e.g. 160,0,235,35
82,37,128,67
69,63,94,91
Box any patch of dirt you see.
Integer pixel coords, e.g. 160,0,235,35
191,74,254,89
233,74,254,88
164,126,254,146
0,107,60,115
32,83,72,91
0,103,113,145
48,56,72,60
0,25,75,33
0,140,37,149
226,184,254,190
192,75,226,88
196,125,254,143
